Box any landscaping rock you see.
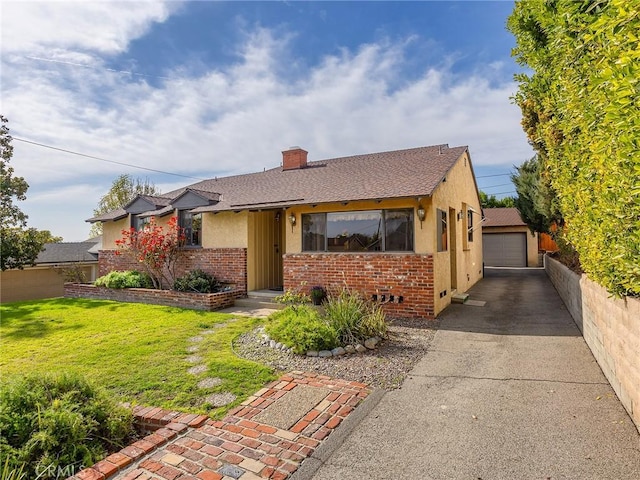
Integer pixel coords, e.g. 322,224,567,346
307,351,319,357
188,335,204,343
331,347,346,356
365,337,379,349
197,377,222,389
204,392,237,407
269,340,277,348
275,342,283,350
318,350,333,358
186,345,200,353
187,365,207,375
344,344,356,354
186,355,203,363
355,344,368,353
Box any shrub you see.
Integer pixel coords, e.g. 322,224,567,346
94,270,153,289
0,372,134,480
266,306,338,354
274,288,310,307
323,289,387,345
173,269,221,293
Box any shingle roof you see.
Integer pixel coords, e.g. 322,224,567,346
35,241,99,264
87,144,468,221
482,208,527,227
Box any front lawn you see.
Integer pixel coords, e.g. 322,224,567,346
0,298,276,416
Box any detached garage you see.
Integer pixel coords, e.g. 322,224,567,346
482,208,539,267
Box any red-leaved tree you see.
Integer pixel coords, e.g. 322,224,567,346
115,216,185,289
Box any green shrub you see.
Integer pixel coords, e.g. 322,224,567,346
0,372,134,480
94,270,153,289
266,306,338,354
274,288,310,307
173,269,221,293
323,289,387,345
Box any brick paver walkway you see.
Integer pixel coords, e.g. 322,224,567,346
70,372,371,480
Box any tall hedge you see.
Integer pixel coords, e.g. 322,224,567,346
508,0,640,297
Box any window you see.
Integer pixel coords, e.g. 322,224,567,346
467,208,474,243
302,209,413,252
437,209,447,251
131,215,149,231
179,210,202,247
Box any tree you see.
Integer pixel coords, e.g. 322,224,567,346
479,191,516,209
0,115,51,270
114,216,185,289
90,174,161,237
510,156,563,234
508,1,640,297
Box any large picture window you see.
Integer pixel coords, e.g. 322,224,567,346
302,209,413,252
179,210,202,247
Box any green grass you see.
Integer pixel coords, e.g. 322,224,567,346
0,298,276,417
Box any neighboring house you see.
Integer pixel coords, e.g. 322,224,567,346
89,145,483,319
482,208,539,267
0,239,100,303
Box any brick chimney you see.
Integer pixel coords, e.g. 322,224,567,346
282,146,308,170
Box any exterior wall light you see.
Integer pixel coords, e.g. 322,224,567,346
288,212,296,231
416,206,426,229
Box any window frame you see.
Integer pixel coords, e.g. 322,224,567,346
437,208,448,252
178,210,202,247
301,208,415,253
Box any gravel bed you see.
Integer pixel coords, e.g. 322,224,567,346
233,318,439,390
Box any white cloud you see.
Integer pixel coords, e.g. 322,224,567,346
1,8,531,240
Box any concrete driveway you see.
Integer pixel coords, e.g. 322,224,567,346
301,268,640,479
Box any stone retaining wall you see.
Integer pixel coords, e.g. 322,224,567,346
64,283,239,311
545,255,639,430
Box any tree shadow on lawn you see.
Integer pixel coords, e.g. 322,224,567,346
1,317,84,340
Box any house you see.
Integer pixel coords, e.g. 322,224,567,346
0,239,100,303
482,207,540,267
88,145,483,319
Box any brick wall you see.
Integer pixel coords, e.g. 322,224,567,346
546,255,640,431
64,283,239,311
99,248,248,295
283,253,435,319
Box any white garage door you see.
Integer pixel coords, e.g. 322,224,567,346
483,233,527,267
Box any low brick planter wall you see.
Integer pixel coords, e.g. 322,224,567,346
64,283,240,311
545,255,640,431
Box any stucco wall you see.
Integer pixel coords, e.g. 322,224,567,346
483,225,539,267
102,216,130,249
203,211,248,248
0,265,97,303
430,151,484,314
546,255,640,430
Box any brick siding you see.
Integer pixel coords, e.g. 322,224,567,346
64,284,239,311
99,248,248,295
283,253,435,319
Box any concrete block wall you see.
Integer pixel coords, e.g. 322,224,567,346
545,255,640,430
283,253,435,319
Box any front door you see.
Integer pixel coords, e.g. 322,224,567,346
249,210,284,291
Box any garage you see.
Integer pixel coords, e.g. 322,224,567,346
483,232,527,267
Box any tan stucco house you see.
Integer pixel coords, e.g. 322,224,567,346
0,240,100,303
482,207,539,267
89,144,483,319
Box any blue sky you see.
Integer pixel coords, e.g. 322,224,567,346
1,1,531,241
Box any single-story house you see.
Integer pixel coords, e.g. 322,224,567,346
89,144,484,319
482,207,539,267
0,239,100,303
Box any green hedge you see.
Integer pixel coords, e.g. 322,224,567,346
508,0,640,296
94,270,153,289
0,372,134,479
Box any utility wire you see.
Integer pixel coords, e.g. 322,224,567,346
25,55,172,80
13,137,206,181
476,173,511,178
479,182,513,189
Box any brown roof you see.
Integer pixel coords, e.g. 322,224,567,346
482,207,527,227
88,144,469,221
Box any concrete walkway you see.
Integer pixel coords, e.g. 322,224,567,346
302,269,640,480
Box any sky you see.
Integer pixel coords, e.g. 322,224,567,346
1,0,532,241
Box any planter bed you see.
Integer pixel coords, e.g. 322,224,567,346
64,283,241,311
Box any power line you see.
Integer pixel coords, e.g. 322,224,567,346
13,137,206,181
476,173,511,178
479,182,513,189
25,55,172,80
490,190,517,196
